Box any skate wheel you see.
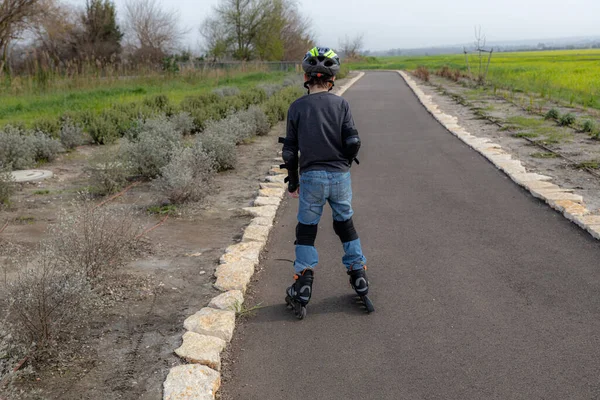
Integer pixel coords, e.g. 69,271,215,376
296,307,307,320
294,303,306,320
362,296,375,313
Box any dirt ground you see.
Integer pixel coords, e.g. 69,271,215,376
414,74,600,213
0,120,284,399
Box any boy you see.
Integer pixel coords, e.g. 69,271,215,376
280,47,373,319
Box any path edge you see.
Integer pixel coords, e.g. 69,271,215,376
162,72,366,400
396,70,600,241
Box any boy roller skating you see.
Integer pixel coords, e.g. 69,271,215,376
280,47,373,319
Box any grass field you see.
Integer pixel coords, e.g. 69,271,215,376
348,49,600,109
0,70,289,127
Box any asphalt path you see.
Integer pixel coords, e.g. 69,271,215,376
224,71,600,400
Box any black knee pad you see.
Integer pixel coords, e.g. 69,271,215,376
333,218,359,243
296,223,318,246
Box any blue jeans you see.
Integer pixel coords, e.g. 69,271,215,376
294,170,367,273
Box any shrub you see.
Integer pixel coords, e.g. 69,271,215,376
247,105,270,136
88,150,130,195
283,75,303,87
213,86,241,97
581,119,596,133
113,102,155,121
121,116,182,178
32,117,61,138
197,131,237,171
205,111,258,144
31,131,64,162
0,125,35,169
180,93,220,111
559,112,576,127
100,108,134,137
143,94,172,113
257,83,282,98
88,115,119,144
239,88,267,107
544,108,560,120
50,205,141,280
336,64,350,79
169,112,196,135
235,106,270,138
153,144,215,203
414,66,430,82
0,164,14,207
262,86,303,126
2,244,93,354
60,120,88,149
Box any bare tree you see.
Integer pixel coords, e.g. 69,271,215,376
201,0,313,61
338,33,364,59
279,0,313,61
200,16,231,61
214,0,273,60
123,0,185,62
472,25,493,84
0,0,41,72
28,0,79,64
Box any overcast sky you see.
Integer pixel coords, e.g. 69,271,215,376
104,0,600,52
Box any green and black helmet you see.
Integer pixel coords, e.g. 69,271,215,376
302,47,341,78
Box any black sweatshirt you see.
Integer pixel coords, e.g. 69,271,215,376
284,92,358,173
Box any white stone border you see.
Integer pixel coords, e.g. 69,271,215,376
162,72,366,399
397,70,600,241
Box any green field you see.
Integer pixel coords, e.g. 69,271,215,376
348,49,600,109
0,71,289,127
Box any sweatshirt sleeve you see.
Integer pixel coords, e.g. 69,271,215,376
284,103,299,154
341,100,358,138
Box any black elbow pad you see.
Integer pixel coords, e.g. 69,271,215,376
343,134,361,161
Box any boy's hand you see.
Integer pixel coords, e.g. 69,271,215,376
289,187,300,198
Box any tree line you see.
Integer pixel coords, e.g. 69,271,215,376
0,0,317,76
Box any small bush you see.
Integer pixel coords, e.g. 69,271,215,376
239,88,267,107
169,112,196,135
204,110,258,144
0,164,14,207
544,108,560,120
88,115,119,144
100,108,134,137
414,66,430,82
153,144,215,203
122,116,182,178
235,106,271,138
198,131,237,171
180,93,220,111
31,131,64,163
558,112,576,127
213,86,241,97
581,119,596,133
143,94,172,113
283,75,303,87
247,105,270,136
88,150,130,195
50,205,141,279
262,86,303,126
32,117,61,138
2,244,94,354
336,64,350,79
0,125,35,169
257,83,283,98
60,120,88,149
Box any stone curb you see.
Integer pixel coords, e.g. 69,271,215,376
397,70,600,242
162,72,366,399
